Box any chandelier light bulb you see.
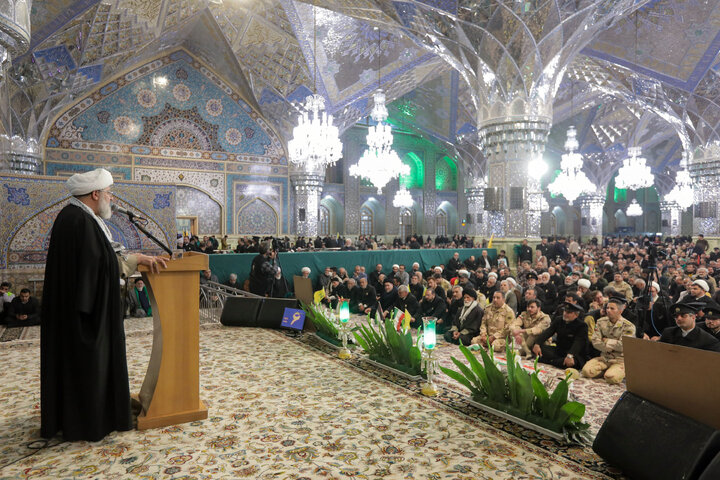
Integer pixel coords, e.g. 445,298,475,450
665,169,694,210
626,199,643,217
528,155,547,179
393,188,413,208
288,94,343,170
349,90,409,193
615,146,654,190
547,126,595,205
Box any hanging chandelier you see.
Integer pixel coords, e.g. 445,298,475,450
615,147,654,190
393,187,413,208
665,168,694,210
626,199,643,217
547,126,595,205
287,3,343,170
288,94,343,169
349,90,409,193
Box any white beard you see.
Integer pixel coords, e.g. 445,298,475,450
98,195,112,219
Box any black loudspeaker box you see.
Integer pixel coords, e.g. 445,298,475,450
220,297,263,327
256,298,299,329
593,392,720,480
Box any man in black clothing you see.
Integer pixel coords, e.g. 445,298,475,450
41,168,166,442
552,237,569,262
419,287,448,332
446,285,464,322
396,285,421,327
532,302,589,369
369,264,384,292
659,302,720,352
536,237,550,259
443,288,483,346
698,303,720,341
379,279,398,315
447,252,463,279
518,239,533,264
7,288,41,327
356,277,377,316
409,272,424,300
248,244,277,296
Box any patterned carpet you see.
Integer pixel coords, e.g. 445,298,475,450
0,321,626,480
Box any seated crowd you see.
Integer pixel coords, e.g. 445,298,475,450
181,233,496,253
220,234,720,384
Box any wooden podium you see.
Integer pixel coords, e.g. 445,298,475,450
136,251,209,430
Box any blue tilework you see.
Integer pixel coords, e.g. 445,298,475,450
69,58,274,155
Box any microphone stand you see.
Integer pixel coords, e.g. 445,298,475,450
125,213,173,256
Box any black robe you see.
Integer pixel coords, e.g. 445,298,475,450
41,204,132,441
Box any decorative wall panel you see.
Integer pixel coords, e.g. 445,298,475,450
176,186,222,235
1,175,176,269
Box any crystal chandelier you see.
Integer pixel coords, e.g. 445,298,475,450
615,147,654,190
288,94,343,169
547,126,595,205
665,168,694,210
626,199,643,216
287,3,343,170
393,187,413,208
349,90,409,193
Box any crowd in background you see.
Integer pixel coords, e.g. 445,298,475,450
180,233,491,253
224,233,720,383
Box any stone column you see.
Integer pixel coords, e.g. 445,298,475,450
479,118,550,239
579,194,605,239
290,164,324,237
385,177,400,236
465,184,485,237
342,131,362,235
689,144,720,235
422,154,438,236
660,201,682,237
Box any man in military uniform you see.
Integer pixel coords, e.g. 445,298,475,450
606,272,633,302
511,299,551,358
472,291,514,350
532,302,589,369
581,297,636,384
659,302,720,352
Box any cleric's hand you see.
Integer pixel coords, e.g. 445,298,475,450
138,254,168,274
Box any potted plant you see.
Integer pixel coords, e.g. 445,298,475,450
440,341,589,441
352,313,423,378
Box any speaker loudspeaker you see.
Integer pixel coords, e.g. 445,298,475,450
593,392,720,480
220,297,263,327
220,297,300,329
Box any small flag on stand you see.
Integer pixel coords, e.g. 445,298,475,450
313,289,326,304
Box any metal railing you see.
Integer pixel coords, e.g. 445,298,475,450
199,280,262,324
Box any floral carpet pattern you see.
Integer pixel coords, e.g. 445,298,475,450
0,322,625,479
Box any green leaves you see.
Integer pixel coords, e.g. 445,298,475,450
440,341,588,435
352,317,423,376
302,302,339,338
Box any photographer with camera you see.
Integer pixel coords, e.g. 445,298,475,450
248,243,278,296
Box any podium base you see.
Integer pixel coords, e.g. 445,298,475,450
137,400,208,430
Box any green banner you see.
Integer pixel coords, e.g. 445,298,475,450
208,248,496,290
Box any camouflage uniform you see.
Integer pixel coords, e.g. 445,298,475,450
510,310,551,356
581,316,636,384
472,302,514,350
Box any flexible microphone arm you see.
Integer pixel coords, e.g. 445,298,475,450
111,204,173,256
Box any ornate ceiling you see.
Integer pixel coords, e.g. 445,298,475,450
8,0,720,192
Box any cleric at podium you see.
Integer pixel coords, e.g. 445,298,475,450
41,168,167,442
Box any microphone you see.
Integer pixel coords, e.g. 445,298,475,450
111,203,141,219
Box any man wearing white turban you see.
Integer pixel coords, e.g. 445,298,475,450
41,168,167,442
